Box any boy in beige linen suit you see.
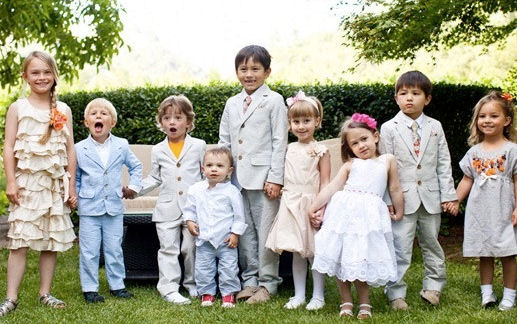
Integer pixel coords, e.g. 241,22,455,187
218,45,288,303
379,71,458,310
137,95,206,304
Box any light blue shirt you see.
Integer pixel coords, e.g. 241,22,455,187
401,112,424,137
183,180,247,248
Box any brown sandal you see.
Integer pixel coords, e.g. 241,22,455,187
0,298,18,316
39,293,66,309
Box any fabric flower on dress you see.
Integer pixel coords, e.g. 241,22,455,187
307,142,325,158
50,108,67,131
351,113,377,130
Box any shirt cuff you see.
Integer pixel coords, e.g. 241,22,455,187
231,222,248,236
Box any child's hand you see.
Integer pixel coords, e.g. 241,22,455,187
442,201,459,216
264,182,282,199
512,208,517,226
67,187,78,209
225,233,239,248
6,181,20,205
122,186,136,199
310,208,324,229
186,220,199,236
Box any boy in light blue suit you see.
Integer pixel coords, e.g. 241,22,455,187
219,45,288,303
76,98,142,303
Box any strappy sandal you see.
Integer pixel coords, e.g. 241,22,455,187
39,293,66,309
0,298,18,316
339,302,354,317
357,303,372,320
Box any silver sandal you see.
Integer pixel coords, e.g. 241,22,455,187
0,298,18,316
339,302,354,317
39,293,66,309
357,303,372,319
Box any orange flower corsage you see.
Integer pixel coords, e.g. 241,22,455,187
50,108,67,131
501,93,514,102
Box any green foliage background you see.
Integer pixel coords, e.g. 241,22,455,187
60,81,493,183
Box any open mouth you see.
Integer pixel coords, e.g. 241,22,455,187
169,127,177,133
94,122,103,132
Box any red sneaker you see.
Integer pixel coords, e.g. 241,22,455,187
201,294,215,307
222,294,236,308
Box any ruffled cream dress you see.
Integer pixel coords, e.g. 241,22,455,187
7,98,76,251
265,141,327,258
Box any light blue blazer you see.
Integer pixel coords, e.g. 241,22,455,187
76,134,142,216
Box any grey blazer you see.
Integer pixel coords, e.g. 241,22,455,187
379,111,457,214
139,134,206,222
218,84,288,190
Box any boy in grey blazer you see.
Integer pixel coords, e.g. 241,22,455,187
138,95,206,304
379,71,458,310
219,45,288,303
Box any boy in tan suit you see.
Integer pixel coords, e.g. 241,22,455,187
379,71,458,310
219,45,288,303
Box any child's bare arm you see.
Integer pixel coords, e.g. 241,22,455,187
310,162,350,214
224,233,239,248
513,174,517,226
387,155,404,220
3,104,20,205
453,175,474,217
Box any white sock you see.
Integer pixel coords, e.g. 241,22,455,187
480,284,493,297
501,287,516,306
292,253,307,300
309,257,325,301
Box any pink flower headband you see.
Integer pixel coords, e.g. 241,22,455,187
501,93,514,102
351,113,377,130
286,90,319,111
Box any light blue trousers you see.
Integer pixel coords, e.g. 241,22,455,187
79,214,125,292
195,241,241,296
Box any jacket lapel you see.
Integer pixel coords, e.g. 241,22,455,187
178,134,193,161
417,116,432,163
105,136,123,170
160,137,177,162
81,136,104,169
393,111,419,161
242,84,269,122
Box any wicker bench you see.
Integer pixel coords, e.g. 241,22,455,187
121,138,342,280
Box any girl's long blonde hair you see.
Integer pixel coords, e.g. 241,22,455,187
467,90,515,146
22,51,59,144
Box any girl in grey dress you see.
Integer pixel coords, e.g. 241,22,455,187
453,91,517,311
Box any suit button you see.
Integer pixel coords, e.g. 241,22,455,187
104,183,108,187
417,165,422,169
238,155,242,160
417,180,422,185
178,190,183,195
177,176,182,181
241,124,245,128
176,162,181,167
104,196,108,199
238,139,243,144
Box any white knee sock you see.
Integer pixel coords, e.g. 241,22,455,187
292,253,307,300
480,284,493,298
501,287,516,306
308,257,325,301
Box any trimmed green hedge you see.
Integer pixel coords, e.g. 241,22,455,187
61,81,492,183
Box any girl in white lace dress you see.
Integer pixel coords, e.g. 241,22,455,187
310,113,403,319
0,51,77,316
453,91,517,311
265,91,330,311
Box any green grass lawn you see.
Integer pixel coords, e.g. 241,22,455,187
0,243,515,324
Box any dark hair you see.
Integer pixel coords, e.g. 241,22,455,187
204,147,234,167
468,90,515,146
234,45,271,70
395,70,432,97
339,118,379,162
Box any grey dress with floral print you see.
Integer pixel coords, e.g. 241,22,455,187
459,141,517,257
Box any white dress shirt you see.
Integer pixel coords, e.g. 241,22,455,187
183,180,247,248
401,112,424,137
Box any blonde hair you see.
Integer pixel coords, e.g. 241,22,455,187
23,51,59,144
155,95,195,133
287,96,323,129
339,117,379,162
467,90,515,146
84,98,118,123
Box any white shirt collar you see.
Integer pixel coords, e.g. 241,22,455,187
401,113,425,129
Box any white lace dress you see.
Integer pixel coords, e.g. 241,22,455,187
312,155,397,286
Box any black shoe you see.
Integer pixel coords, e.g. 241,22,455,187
110,288,134,299
83,292,105,303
